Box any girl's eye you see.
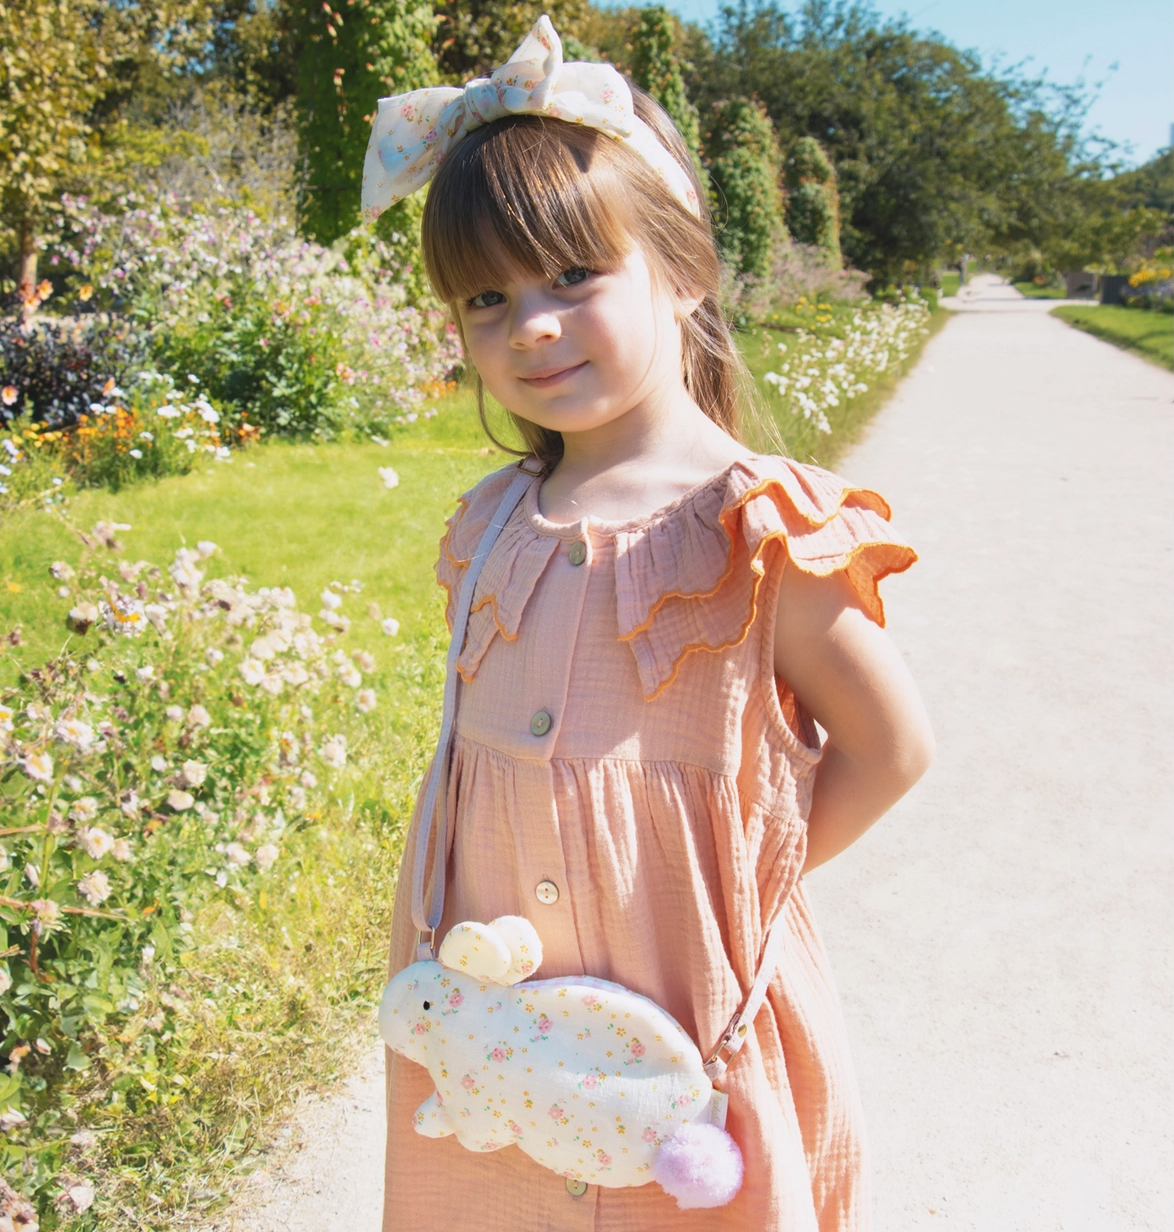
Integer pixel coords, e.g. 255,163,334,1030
468,289,505,309
556,267,590,288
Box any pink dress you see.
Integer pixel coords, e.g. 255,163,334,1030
382,455,915,1231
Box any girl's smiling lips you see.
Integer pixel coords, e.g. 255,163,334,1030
518,361,588,389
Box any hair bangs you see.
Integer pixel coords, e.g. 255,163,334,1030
423,117,640,304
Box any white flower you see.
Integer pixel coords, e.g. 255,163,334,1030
320,734,347,769
188,703,211,728
167,789,195,811
0,966,10,994
381,616,400,637
225,842,251,867
77,870,112,905
77,826,114,859
129,448,143,459
279,662,309,686
65,1181,96,1212
255,843,280,871
259,673,284,696
120,791,140,820
135,665,154,683
56,717,96,749
338,663,362,688
206,647,225,666
150,754,168,772
250,635,276,660
0,703,13,731
240,658,266,686
144,603,169,633
196,540,218,558
320,589,343,611
357,688,377,713
288,785,307,811
112,838,133,862
320,610,351,631
101,595,146,636
378,466,399,490
69,798,98,823
165,704,185,722
300,770,318,789
169,548,203,592
353,650,375,673
0,1107,27,1132
50,560,75,580
22,749,54,781
181,759,207,787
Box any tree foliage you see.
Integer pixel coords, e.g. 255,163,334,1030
631,6,703,178
784,136,840,267
433,0,595,81
293,0,438,246
689,0,1124,282
704,98,786,278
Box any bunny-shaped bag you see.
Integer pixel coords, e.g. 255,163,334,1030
380,916,743,1208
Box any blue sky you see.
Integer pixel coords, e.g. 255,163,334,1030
665,0,1173,166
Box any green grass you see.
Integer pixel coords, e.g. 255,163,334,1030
0,315,948,1226
1052,303,1173,370
940,271,960,298
1013,280,1067,299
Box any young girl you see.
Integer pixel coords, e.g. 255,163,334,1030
362,18,933,1230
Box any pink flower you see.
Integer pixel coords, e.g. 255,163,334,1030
413,1022,426,1035
448,989,464,1008
548,1104,564,1120
461,1074,475,1090
597,1150,611,1166
580,994,598,1007
629,1040,645,1058
537,1015,552,1032
642,1127,658,1143
491,1047,506,1063
582,1074,597,1089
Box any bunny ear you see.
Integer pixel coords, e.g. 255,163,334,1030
438,921,512,983
487,916,543,984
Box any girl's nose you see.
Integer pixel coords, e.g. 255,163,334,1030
508,292,561,349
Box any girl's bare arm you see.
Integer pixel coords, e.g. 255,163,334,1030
773,566,934,874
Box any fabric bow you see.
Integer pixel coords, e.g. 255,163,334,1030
361,15,701,221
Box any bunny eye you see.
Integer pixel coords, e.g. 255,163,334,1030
422,1001,432,1011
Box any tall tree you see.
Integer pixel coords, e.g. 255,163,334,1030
294,0,438,245
630,6,703,179
703,97,785,277
0,0,213,304
433,0,594,82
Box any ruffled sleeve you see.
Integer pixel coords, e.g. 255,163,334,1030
615,456,916,699
436,465,555,681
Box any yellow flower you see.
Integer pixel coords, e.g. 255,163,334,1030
1,385,17,406
78,284,94,302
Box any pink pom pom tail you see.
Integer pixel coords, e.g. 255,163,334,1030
652,1121,744,1210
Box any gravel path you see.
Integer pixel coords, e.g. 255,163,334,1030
213,276,1174,1231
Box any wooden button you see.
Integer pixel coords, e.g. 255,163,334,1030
530,710,552,737
566,1178,588,1197
568,540,587,566
535,880,560,905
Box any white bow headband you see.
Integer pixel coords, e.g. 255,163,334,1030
360,15,701,222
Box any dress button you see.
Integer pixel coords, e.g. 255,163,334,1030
530,710,552,737
568,540,587,566
566,1178,588,1198
535,879,560,905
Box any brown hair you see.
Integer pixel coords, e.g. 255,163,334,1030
421,86,753,472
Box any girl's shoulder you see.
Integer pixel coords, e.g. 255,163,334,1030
607,453,917,697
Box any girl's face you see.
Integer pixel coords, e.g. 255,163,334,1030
456,245,697,438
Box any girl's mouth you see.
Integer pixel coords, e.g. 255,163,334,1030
519,362,587,389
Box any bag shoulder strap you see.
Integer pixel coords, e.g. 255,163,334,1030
410,466,535,959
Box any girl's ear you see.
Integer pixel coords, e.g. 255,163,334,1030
673,284,706,321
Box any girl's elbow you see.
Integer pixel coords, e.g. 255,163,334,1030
899,720,935,788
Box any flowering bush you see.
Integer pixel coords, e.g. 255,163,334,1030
760,293,931,434
1,374,237,506
41,194,463,439
0,522,381,1217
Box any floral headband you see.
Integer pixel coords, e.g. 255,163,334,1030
360,15,701,222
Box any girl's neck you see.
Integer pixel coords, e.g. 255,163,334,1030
538,390,752,526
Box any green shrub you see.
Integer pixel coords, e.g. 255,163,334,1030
703,98,787,278
783,138,841,269
631,6,704,182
